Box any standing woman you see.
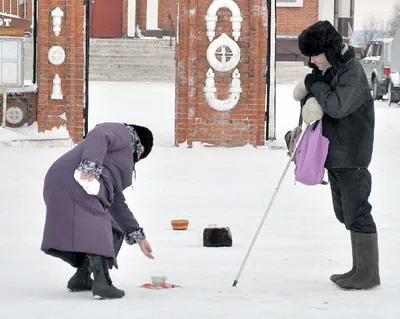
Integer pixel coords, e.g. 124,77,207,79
41,122,154,299
296,21,380,290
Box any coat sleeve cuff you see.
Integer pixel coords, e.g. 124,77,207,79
77,159,103,179
124,227,146,245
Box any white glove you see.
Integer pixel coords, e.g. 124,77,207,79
302,97,324,124
293,80,308,101
74,169,100,195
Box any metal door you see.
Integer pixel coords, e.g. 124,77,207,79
90,0,122,38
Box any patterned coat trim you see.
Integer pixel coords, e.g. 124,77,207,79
126,125,143,163
124,227,146,245
77,159,103,180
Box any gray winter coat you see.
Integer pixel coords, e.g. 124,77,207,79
41,123,140,267
309,47,374,168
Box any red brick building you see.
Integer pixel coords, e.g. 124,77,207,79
90,0,323,38
90,0,354,60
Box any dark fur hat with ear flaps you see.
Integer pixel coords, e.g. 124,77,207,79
128,124,153,160
298,20,344,69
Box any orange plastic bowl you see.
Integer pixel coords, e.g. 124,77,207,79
171,219,189,230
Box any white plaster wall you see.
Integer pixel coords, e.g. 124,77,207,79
338,0,351,17
318,0,335,24
146,0,160,30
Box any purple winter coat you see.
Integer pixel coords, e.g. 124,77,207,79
41,123,140,267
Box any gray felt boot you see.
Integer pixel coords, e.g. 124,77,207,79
67,255,93,292
88,254,125,299
335,232,380,290
330,231,356,283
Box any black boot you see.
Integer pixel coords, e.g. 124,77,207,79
88,254,125,299
335,232,380,290
330,231,356,283
67,255,93,292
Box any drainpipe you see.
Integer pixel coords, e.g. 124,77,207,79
33,0,37,84
334,0,338,30
349,0,354,30
84,0,90,138
265,0,276,141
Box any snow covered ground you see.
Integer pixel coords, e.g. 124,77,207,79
0,82,399,318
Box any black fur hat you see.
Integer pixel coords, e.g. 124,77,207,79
129,124,153,160
298,20,343,69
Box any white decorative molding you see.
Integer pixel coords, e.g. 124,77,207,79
206,33,241,72
205,0,243,41
51,7,64,37
51,74,63,100
48,46,66,65
203,68,242,112
277,0,303,7
6,106,24,125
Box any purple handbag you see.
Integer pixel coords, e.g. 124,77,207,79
294,121,329,186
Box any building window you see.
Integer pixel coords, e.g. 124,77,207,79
277,0,303,7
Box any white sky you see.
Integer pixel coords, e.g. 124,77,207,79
354,0,400,29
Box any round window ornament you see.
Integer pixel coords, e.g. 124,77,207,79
6,106,24,125
48,46,66,66
206,33,240,72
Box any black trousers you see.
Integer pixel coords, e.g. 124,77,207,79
328,168,377,233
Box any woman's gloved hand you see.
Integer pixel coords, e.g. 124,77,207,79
293,80,308,101
302,97,324,124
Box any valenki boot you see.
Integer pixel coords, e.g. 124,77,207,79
88,254,125,299
330,231,356,283
67,255,93,292
335,232,380,290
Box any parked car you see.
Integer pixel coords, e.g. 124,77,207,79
387,26,400,105
360,37,393,100
354,45,366,60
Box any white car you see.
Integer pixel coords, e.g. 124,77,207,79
388,25,400,105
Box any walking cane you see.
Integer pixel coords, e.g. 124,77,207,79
232,105,306,287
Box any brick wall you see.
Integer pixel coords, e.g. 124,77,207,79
277,0,318,35
1,0,32,20
157,0,317,34
158,0,177,30
0,93,37,128
122,0,128,36
37,0,85,142
0,1,36,129
136,0,147,32
175,0,267,147
132,0,318,36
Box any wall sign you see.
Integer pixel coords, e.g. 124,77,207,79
0,13,31,37
0,38,24,87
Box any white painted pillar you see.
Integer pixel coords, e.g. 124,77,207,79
318,0,335,24
146,0,160,30
127,0,136,37
338,0,351,17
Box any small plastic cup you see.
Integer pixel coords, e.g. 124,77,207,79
151,276,168,286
